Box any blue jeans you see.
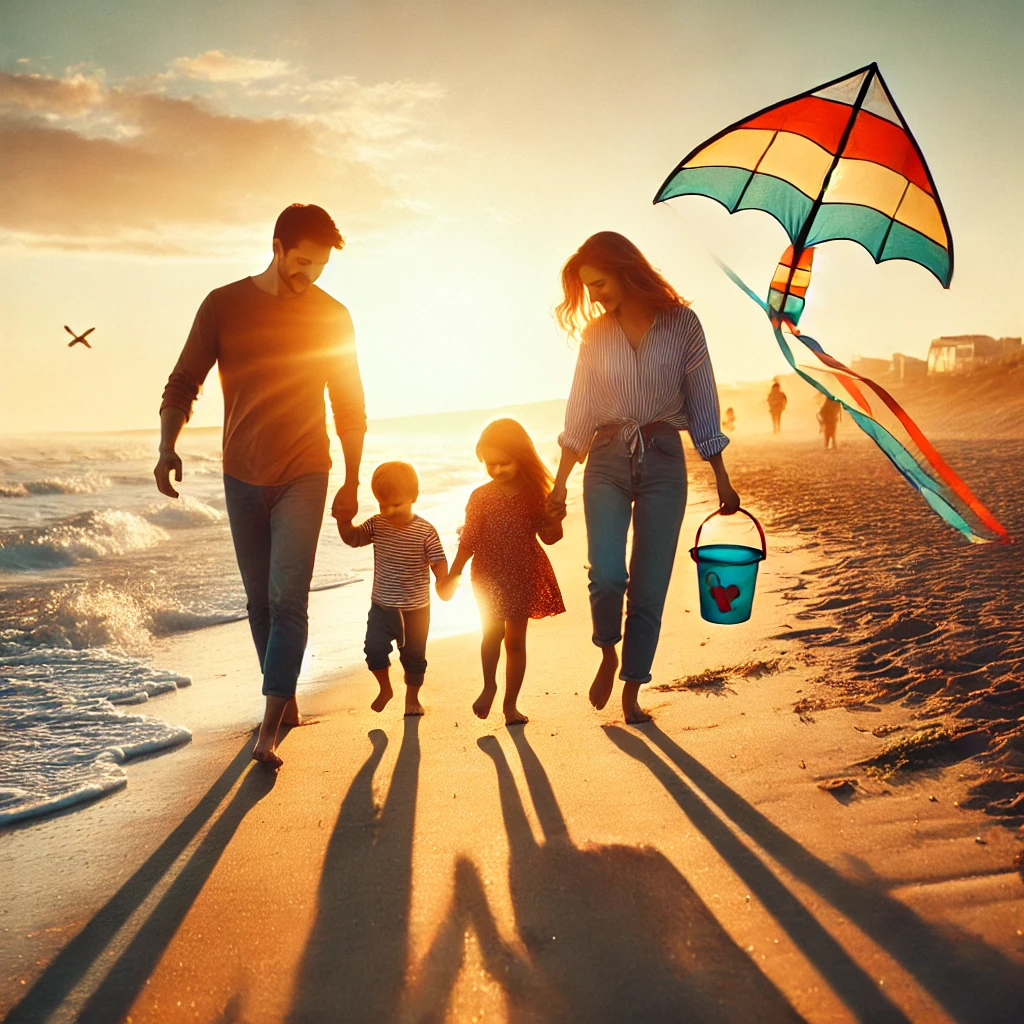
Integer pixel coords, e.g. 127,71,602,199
583,428,687,684
223,473,329,699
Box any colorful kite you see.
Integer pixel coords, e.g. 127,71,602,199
655,62,1009,544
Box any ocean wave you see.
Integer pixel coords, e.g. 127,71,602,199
0,672,191,827
143,496,224,528
0,509,169,572
0,473,112,498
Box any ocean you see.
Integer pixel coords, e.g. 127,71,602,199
0,423,535,827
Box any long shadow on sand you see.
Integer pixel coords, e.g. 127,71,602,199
606,724,1024,1024
6,736,275,1024
287,718,420,1024
405,730,804,1022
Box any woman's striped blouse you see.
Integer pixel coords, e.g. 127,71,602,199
557,305,730,461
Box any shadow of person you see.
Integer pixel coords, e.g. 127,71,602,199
607,723,1024,1024
471,731,804,1023
288,718,420,1024
5,736,266,1024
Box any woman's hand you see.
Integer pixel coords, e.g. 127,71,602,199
717,479,741,515
436,573,459,602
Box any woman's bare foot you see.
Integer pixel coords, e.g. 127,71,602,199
503,704,528,726
473,683,497,719
622,680,652,724
252,746,283,770
281,697,302,727
589,647,619,710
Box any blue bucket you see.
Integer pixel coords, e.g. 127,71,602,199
689,508,767,625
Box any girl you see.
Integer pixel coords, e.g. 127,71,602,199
441,419,565,724
546,231,740,724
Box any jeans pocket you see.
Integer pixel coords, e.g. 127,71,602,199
650,434,683,459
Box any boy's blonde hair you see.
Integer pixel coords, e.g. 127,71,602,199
371,461,419,503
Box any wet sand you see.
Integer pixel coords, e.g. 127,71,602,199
3,457,1024,1023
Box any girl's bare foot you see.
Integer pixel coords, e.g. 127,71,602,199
503,704,528,726
589,647,619,710
473,683,497,719
371,682,393,713
622,680,651,724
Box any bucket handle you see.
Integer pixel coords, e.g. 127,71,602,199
693,507,767,560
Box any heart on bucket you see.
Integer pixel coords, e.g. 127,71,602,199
705,572,741,613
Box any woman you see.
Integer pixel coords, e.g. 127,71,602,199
547,232,740,723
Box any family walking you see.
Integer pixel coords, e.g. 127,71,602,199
155,205,739,769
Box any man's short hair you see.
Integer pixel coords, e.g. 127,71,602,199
371,462,419,503
273,204,344,253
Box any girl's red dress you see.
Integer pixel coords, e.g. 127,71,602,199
460,481,565,620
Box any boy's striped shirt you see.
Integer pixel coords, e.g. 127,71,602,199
350,514,446,609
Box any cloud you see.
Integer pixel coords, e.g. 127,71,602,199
0,60,445,254
169,50,294,83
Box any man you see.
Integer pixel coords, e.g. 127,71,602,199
767,379,787,435
155,204,366,769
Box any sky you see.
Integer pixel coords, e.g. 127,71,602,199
1,0,1021,433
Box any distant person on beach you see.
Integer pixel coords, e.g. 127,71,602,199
546,232,740,724
335,462,448,716
440,419,565,725
722,407,736,432
818,397,841,449
155,204,366,770
767,380,787,434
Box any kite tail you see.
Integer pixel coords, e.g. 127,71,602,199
718,256,1009,544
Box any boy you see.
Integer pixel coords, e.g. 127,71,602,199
335,462,448,715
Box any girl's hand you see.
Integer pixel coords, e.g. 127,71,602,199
546,481,567,517
717,479,741,515
436,573,459,602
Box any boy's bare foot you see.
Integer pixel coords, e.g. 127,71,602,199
503,705,528,726
473,683,497,719
404,696,425,717
589,647,619,710
281,697,302,727
622,680,651,724
371,682,393,713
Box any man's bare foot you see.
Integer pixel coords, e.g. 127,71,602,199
281,697,302,727
252,746,283,770
589,647,619,710
473,683,497,719
622,680,651,724
405,696,425,717
371,682,393,713
503,705,528,726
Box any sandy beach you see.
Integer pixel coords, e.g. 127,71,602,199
4,440,1023,1023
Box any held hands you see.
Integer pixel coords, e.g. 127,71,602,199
435,572,460,602
331,480,359,521
546,481,568,518
153,449,183,499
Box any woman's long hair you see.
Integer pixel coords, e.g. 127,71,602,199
554,231,689,338
476,418,553,508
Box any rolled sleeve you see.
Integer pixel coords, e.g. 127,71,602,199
326,307,367,436
160,293,218,421
557,344,597,459
684,358,730,460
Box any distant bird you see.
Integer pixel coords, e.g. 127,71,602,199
64,325,95,349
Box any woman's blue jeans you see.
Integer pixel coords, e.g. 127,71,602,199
583,429,687,684
223,472,329,699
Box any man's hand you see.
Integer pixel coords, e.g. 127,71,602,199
331,481,359,521
154,449,183,499
546,481,567,518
